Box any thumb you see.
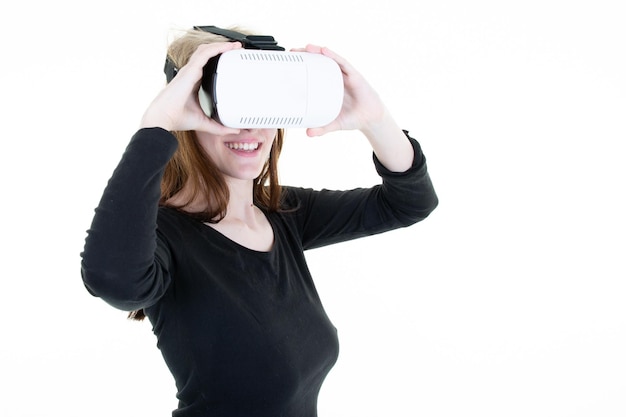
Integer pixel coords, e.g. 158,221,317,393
306,120,342,137
306,127,324,137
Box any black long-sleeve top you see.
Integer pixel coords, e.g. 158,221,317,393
81,127,438,417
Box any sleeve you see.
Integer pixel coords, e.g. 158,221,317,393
80,128,178,311
291,132,438,250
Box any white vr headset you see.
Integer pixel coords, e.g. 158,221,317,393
164,26,344,129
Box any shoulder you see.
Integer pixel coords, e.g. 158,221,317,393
156,206,201,243
279,186,312,210
279,185,339,213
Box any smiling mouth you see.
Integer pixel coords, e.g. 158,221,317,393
225,142,261,152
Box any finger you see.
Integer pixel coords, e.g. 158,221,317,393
290,45,323,54
178,42,242,79
304,44,323,53
318,46,356,74
190,41,242,65
196,116,241,136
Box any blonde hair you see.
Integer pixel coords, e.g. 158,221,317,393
166,26,254,70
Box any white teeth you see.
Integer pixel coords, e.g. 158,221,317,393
227,142,260,151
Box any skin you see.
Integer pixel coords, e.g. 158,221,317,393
139,41,414,251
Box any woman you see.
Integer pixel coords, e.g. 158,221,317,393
81,27,438,417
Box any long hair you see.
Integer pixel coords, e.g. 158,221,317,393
129,27,285,321
160,128,284,222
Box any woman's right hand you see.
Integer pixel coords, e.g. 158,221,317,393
139,41,242,134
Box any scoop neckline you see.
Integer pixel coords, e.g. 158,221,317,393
161,206,278,255
202,216,277,255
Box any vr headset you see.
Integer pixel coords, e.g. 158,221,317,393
164,26,344,129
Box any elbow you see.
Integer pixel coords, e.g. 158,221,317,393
423,192,439,219
399,189,439,227
81,262,166,311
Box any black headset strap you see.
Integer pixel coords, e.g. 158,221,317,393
164,58,178,83
193,26,285,51
164,25,285,82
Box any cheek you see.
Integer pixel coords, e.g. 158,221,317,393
262,129,278,141
195,134,220,156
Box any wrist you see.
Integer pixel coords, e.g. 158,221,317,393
139,110,174,131
361,110,414,173
359,108,397,140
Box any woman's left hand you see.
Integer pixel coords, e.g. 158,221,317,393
292,44,415,172
291,45,386,137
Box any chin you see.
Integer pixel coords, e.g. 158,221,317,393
224,168,265,182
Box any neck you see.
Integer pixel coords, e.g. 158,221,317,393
223,177,257,221
166,177,257,221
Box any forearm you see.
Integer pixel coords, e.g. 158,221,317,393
361,108,415,173
296,132,437,250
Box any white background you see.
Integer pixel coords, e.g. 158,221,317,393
1,1,625,416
